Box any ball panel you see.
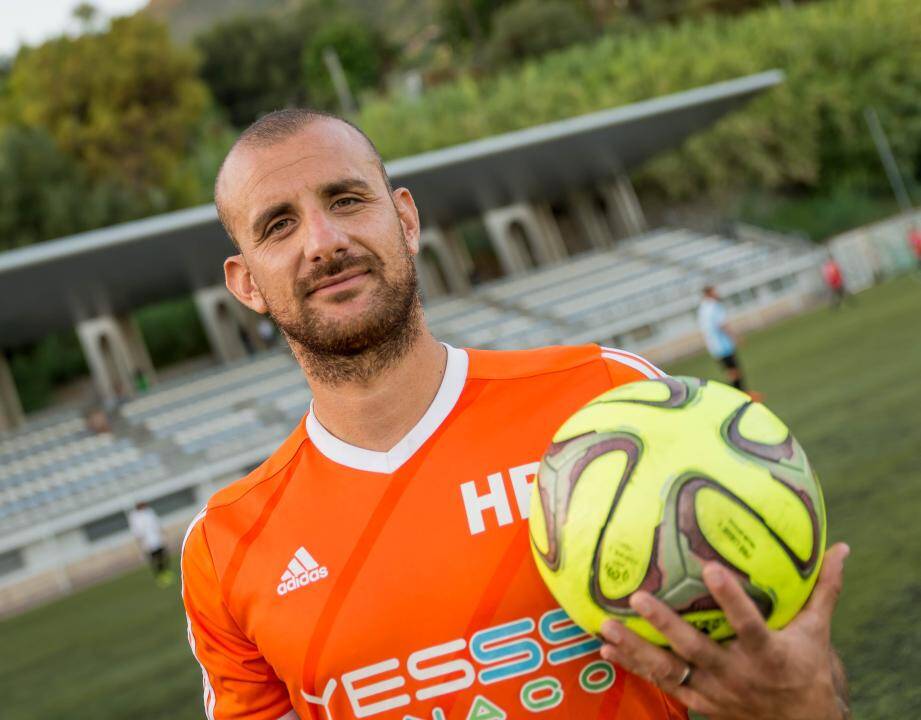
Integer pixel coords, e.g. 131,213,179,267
724,401,794,463
735,401,790,446
534,441,638,635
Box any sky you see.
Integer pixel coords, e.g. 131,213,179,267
0,0,148,57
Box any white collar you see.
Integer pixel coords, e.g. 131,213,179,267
305,344,469,474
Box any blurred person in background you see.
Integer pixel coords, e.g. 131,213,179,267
821,254,851,309
128,501,174,587
697,285,758,397
908,224,921,271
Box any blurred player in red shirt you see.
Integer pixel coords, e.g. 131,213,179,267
181,109,850,720
908,225,921,270
821,254,850,309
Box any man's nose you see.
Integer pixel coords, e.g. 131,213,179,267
300,209,350,263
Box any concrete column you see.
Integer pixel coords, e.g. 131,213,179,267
193,285,256,363
566,191,612,250
443,227,477,286
116,316,156,385
76,315,154,406
482,203,567,276
601,174,647,239
532,203,570,263
0,352,24,431
418,227,471,298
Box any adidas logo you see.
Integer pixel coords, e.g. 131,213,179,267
276,546,329,596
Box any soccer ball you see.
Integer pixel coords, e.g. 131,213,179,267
529,376,825,645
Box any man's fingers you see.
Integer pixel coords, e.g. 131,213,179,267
802,543,850,628
702,563,771,652
599,620,693,692
627,591,725,670
599,626,725,716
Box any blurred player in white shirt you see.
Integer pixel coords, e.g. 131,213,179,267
697,286,757,397
128,501,174,586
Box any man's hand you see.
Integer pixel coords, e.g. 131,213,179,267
599,543,850,720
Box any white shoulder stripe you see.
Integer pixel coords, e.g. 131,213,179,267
181,507,207,558
600,347,666,379
180,506,216,720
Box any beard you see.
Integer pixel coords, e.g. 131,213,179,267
262,232,423,386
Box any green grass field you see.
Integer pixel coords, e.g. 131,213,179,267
2,275,920,719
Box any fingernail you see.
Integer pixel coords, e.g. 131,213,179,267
601,645,616,661
631,593,653,615
842,543,851,559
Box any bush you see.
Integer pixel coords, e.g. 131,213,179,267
486,0,596,65
359,0,921,201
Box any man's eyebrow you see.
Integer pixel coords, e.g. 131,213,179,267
318,178,375,198
250,201,296,237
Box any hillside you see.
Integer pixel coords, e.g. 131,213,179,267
144,0,439,45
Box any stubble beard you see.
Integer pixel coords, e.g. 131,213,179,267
264,237,423,386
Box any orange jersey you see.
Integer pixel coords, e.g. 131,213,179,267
181,344,687,720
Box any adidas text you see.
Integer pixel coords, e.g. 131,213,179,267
277,546,329,596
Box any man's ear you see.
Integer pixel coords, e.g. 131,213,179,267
224,254,268,314
392,187,421,256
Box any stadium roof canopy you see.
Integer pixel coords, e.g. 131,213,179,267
0,70,782,348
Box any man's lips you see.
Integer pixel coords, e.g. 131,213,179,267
308,268,371,295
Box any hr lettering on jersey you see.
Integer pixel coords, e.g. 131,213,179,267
459,462,540,535
300,607,613,719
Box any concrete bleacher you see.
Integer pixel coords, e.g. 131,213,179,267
425,228,814,352
0,225,823,617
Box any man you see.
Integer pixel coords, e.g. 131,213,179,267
696,286,750,393
182,110,849,720
821,255,849,309
128,501,173,586
908,224,921,271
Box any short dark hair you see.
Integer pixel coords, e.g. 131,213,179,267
215,109,392,247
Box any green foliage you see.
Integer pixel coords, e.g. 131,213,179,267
438,0,516,44
146,0,291,42
486,0,596,65
8,332,88,413
0,127,146,251
736,186,901,242
3,14,210,193
135,298,210,369
195,14,309,127
359,0,921,201
299,6,393,112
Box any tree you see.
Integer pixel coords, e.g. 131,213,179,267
438,0,516,45
195,14,308,128
299,7,392,112
3,14,209,193
0,127,144,251
486,0,595,65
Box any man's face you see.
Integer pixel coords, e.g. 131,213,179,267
219,120,420,358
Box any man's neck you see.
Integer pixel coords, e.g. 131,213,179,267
305,331,448,452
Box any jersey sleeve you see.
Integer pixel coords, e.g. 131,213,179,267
181,510,294,720
598,346,667,386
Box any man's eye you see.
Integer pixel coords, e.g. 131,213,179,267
268,219,292,234
332,197,360,210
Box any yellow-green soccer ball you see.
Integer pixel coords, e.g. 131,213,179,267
529,376,826,645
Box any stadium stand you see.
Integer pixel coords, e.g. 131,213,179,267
0,225,827,620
